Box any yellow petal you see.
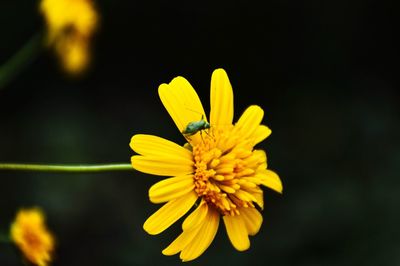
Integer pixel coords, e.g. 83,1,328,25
158,77,206,144
162,222,203,256
169,77,207,125
234,105,264,140
253,189,264,210
243,149,267,169
59,39,89,74
210,68,234,126
235,190,258,203
131,155,193,176
223,214,250,251
143,191,198,235
257,169,283,193
253,125,272,145
182,200,208,231
130,134,193,162
240,207,263,236
149,175,195,203
180,208,220,262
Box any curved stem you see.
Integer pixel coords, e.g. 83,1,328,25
0,163,133,173
0,32,43,90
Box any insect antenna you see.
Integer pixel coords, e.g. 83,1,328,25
184,106,208,121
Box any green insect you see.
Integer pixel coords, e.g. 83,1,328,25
182,115,211,137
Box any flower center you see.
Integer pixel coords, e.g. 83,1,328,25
192,127,265,216
23,228,43,250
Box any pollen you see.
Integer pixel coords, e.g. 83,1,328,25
192,127,265,216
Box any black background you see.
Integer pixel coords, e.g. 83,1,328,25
0,0,399,265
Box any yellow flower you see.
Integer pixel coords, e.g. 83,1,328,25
10,208,55,266
39,0,98,74
130,68,282,261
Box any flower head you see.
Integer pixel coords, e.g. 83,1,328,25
10,208,55,266
130,68,282,261
40,0,98,74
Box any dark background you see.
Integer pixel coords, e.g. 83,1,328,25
0,0,399,265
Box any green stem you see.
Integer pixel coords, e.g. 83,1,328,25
0,32,43,90
0,163,133,173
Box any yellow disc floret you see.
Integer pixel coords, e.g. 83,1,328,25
192,126,266,216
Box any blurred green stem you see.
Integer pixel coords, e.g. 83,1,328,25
0,163,133,173
0,32,43,90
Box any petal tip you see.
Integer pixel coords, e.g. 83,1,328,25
142,223,156,235
170,76,187,84
162,248,173,256
180,254,196,262
158,83,170,96
266,127,272,136
250,105,264,113
272,172,283,193
129,134,141,151
236,242,251,252
212,68,227,75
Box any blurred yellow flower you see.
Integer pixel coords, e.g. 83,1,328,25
10,208,55,266
130,68,282,261
40,0,98,74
